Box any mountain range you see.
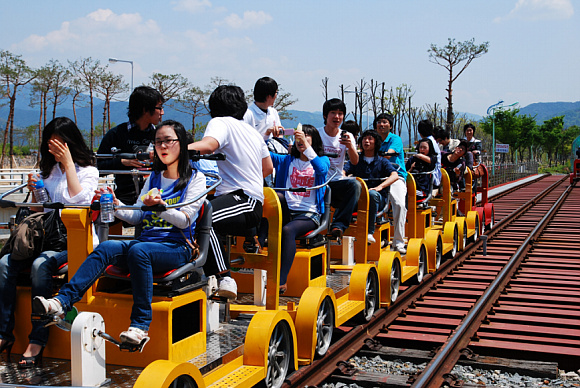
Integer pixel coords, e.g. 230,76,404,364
1,85,579,148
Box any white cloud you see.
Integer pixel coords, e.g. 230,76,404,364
495,0,574,22
16,9,161,55
172,0,212,14
219,11,273,29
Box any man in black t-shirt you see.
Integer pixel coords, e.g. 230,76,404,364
97,86,164,204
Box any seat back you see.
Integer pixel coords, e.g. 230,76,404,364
413,171,436,209
301,186,331,239
104,199,212,285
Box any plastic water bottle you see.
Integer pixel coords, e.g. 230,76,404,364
100,193,115,223
33,174,49,203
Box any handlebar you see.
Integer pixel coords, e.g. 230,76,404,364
379,151,399,157
95,152,151,161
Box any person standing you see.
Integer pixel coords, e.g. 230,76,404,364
97,86,165,205
373,113,408,254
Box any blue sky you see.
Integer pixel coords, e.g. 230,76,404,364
1,0,578,117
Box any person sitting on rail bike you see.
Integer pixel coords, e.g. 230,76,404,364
374,113,407,254
441,141,469,192
243,77,284,141
258,124,329,294
0,117,98,367
406,138,437,199
96,86,164,205
188,85,273,300
417,119,441,191
341,120,361,143
435,128,460,154
317,98,361,240
462,123,482,169
34,120,207,348
344,130,399,245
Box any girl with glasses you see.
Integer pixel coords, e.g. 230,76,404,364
34,120,207,347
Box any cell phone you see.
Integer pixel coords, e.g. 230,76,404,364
341,130,348,139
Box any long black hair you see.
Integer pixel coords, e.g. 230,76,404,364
290,124,324,158
152,120,192,192
416,138,436,157
39,117,94,178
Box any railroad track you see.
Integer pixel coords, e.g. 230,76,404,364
285,174,579,388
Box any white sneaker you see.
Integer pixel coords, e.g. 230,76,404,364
33,296,64,316
217,276,237,299
367,234,376,244
120,327,149,345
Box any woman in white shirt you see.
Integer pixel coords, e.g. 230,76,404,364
0,117,98,368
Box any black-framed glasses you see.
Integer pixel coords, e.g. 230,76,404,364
154,106,164,111
154,138,179,147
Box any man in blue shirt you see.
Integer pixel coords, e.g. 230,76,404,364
374,113,407,254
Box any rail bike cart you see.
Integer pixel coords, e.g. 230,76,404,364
0,155,299,388
226,176,383,367
455,165,493,234
322,177,428,311
570,137,580,184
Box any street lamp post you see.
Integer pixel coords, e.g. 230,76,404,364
108,57,134,93
486,100,518,176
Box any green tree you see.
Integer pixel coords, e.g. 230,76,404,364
69,57,106,149
147,73,189,102
95,70,129,133
0,50,37,168
538,116,564,167
481,108,536,162
173,85,208,131
428,38,489,131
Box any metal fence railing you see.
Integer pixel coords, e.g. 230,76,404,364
485,161,540,188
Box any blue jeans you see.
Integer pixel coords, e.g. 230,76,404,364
368,190,387,234
328,178,362,232
55,240,191,331
0,250,68,346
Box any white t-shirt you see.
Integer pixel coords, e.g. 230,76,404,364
285,158,317,213
317,126,355,181
204,117,269,202
243,102,282,140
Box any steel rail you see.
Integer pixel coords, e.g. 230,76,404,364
411,180,572,387
285,175,567,388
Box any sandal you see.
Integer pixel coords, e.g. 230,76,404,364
18,346,44,369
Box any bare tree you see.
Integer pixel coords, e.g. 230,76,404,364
428,38,489,130
69,57,106,149
147,73,189,102
369,79,380,119
321,77,329,101
0,50,36,168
